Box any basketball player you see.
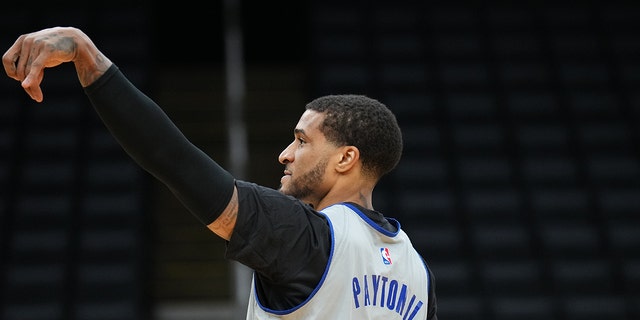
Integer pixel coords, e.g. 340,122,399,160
3,26,437,319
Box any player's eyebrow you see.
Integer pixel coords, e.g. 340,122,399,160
294,128,306,135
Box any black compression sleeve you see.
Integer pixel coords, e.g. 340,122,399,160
83,64,235,225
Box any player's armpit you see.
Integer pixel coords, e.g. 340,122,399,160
207,186,239,240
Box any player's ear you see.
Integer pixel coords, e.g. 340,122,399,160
335,146,359,173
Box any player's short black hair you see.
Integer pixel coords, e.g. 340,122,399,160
305,94,403,179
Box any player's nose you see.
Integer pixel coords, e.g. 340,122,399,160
278,142,295,164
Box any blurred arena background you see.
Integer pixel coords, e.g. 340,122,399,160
0,1,638,319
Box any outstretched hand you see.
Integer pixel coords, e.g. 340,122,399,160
2,27,78,102
2,26,112,102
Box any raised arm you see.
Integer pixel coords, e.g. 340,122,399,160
3,27,239,240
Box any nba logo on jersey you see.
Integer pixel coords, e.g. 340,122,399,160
380,247,392,265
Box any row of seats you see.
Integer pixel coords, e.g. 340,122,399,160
0,7,152,320
310,2,640,320
0,2,638,320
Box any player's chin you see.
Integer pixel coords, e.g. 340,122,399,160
278,185,290,195
278,176,291,193
279,183,297,197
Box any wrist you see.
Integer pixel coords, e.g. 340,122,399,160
69,27,113,87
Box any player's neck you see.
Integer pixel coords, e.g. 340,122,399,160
315,184,374,211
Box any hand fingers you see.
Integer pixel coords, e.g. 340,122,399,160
2,35,26,81
12,33,48,102
2,32,44,87
15,33,41,87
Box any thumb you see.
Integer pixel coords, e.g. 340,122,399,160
21,70,44,102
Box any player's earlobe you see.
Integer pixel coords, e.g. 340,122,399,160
336,146,359,172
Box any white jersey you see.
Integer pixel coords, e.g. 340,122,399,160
246,203,431,319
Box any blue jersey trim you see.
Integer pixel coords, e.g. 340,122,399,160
255,207,337,315
343,202,401,237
